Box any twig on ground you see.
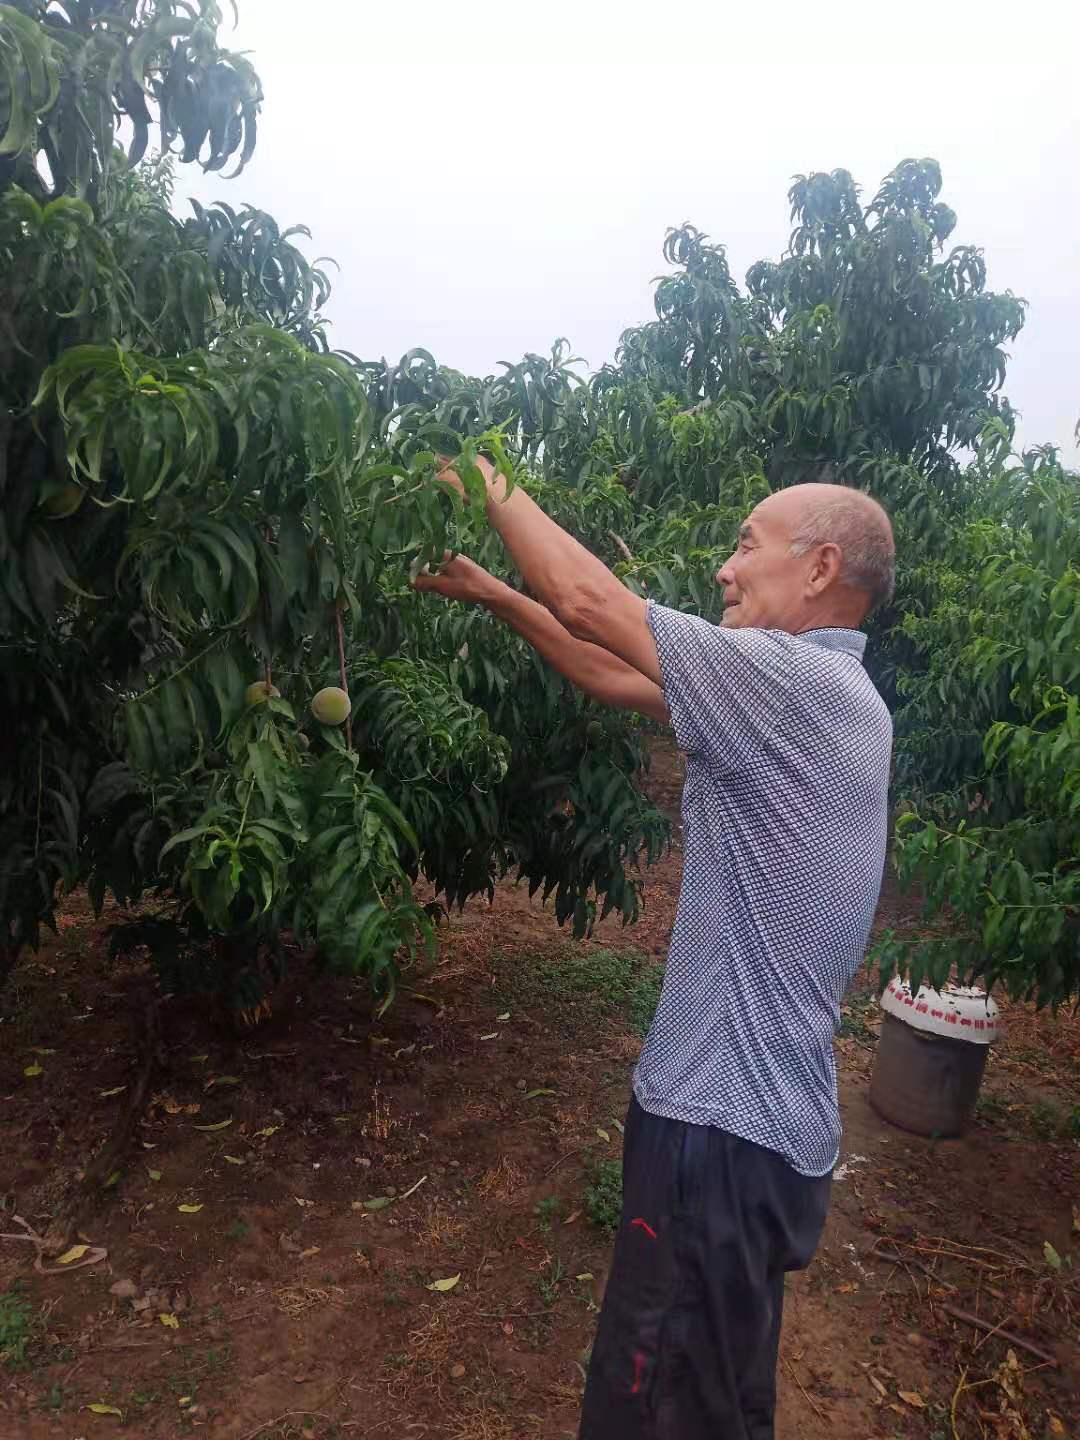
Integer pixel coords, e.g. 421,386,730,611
941,1303,1058,1367
239,1410,335,1440
541,1146,588,1180
949,1367,996,1440
782,1354,827,1421
871,1244,958,1293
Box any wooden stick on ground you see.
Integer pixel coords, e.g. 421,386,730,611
782,1354,827,1422
941,1303,1058,1368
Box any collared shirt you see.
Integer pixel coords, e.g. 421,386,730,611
635,601,893,1177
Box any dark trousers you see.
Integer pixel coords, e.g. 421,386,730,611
579,1097,831,1440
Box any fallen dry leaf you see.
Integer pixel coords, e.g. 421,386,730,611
86,1402,123,1418
56,1244,89,1265
156,1094,200,1116
177,1203,203,1214
158,1313,180,1329
427,1274,461,1293
99,1086,126,1097
23,1063,43,1078
192,1117,233,1132
898,1390,925,1408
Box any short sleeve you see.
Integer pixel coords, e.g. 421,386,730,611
646,600,795,769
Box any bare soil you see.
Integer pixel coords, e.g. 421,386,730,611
1,738,1077,1440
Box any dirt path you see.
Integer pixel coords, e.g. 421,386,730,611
1,740,1077,1438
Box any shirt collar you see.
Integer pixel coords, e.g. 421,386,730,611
796,627,867,661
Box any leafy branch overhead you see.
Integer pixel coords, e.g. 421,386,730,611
0,0,1075,1011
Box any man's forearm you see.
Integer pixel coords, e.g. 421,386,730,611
482,474,623,631
483,578,668,723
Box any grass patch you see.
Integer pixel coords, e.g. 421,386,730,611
0,1288,35,1371
975,1091,1010,1126
496,944,662,1037
534,1195,560,1231
584,1159,623,1234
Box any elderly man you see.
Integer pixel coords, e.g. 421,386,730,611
414,458,894,1440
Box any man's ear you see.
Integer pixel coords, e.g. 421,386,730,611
806,541,843,595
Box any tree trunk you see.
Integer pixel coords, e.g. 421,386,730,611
43,994,164,1254
0,943,19,1005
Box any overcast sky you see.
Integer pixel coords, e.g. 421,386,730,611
177,1,1079,457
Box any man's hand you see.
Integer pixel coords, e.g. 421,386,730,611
412,551,501,606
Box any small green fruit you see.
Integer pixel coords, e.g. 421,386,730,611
245,681,281,707
586,720,604,742
43,482,85,518
298,732,310,750
311,686,351,726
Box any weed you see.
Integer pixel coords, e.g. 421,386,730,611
537,1257,564,1307
534,1195,560,1231
36,1383,65,1412
1067,1106,1080,1141
1029,1101,1062,1139
584,1159,622,1234
225,1219,251,1243
572,1273,599,1312
0,1288,34,1370
975,1091,1009,1125
838,992,877,1043
363,1082,396,1141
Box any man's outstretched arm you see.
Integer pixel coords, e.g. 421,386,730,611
413,554,669,724
442,457,663,688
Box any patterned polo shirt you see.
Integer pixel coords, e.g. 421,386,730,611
635,601,893,1177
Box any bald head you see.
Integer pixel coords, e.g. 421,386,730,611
763,484,895,613
716,484,895,634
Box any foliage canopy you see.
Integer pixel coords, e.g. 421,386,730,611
1,0,1075,1012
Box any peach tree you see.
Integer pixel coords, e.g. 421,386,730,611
0,0,668,1015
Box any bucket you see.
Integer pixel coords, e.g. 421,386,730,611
868,979,1000,1138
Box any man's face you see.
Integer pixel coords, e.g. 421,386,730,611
715,495,811,631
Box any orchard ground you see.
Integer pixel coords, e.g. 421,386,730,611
1,740,1077,1440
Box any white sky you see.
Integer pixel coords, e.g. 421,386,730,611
177,0,1080,458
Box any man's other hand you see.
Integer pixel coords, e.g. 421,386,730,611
412,551,500,606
